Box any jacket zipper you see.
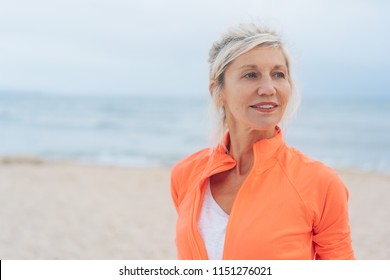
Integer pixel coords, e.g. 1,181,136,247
191,178,207,259
222,149,259,259
191,162,236,259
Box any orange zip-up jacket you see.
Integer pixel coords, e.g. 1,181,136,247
171,128,355,260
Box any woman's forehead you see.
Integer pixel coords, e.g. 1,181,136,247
230,46,287,69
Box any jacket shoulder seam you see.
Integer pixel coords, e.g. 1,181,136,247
276,157,314,224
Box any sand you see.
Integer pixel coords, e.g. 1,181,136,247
0,156,389,260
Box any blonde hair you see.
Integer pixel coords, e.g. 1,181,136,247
208,23,300,146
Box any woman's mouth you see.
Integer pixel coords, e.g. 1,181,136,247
250,102,278,113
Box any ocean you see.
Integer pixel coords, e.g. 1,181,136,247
1,92,389,173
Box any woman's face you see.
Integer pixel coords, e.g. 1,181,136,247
220,45,291,136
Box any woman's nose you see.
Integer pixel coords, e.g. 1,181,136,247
257,78,276,96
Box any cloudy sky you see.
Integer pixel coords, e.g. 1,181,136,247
0,0,389,97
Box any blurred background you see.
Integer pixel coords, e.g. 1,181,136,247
0,0,389,171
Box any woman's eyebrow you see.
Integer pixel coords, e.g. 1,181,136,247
239,64,287,70
273,64,287,70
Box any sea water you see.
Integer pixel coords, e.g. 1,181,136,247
0,92,389,173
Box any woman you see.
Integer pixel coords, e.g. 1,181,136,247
170,23,355,260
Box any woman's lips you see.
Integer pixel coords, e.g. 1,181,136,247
250,102,278,113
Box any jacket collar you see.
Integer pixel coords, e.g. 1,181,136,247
252,127,284,174
207,126,285,176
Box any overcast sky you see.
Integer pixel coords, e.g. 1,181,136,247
0,0,389,97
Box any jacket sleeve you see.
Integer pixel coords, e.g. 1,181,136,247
170,164,181,212
312,174,355,260
171,161,191,212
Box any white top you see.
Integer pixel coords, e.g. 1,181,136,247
198,180,229,260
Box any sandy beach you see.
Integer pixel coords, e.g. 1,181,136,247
0,156,389,260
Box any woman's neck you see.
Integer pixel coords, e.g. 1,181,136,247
227,128,276,176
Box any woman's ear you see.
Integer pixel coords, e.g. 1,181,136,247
210,80,224,107
209,80,216,96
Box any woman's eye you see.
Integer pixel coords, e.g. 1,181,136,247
243,72,257,79
273,72,285,79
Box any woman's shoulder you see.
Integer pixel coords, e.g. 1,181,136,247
284,145,335,171
279,146,349,217
170,148,212,207
171,148,212,182
280,145,345,190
